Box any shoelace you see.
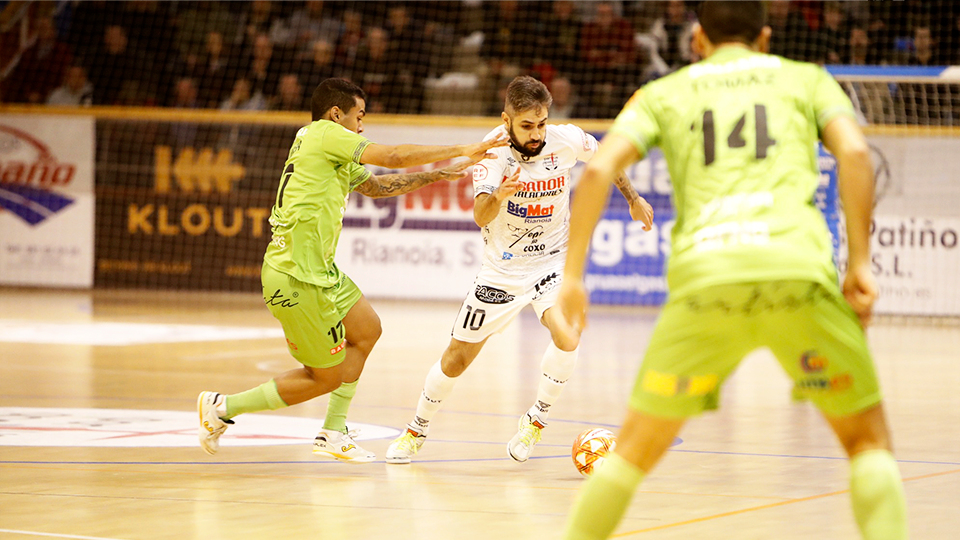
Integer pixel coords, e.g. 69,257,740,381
397,433,421,454
517,423,542,447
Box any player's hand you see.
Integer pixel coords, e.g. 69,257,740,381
843,260,878,328
435,155,486,182
556,278,589,341
495,166,522,200
463,133,509,162
629,196,654,231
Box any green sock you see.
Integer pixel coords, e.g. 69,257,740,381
322,380,358,433
223,380,287,419
850,449,909,540
564,453,645,540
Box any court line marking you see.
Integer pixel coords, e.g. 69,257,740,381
179,347,288,361
612,467,960,537
1,451,955,467
0,530,128,540
0,491,578,518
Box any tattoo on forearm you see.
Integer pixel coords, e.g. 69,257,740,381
356,171,439,198
614,174,639,203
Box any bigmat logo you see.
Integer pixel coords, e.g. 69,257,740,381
0,124,77,225
344,159,479,231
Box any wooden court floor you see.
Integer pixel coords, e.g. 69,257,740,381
0,288,957,540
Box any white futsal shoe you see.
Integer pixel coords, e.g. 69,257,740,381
385,426,427,464
507,412,546,462
313,428,376,462
198,391,234,455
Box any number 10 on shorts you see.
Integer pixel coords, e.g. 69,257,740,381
463,305,486,331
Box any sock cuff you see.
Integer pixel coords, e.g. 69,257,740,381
333,379,359,398
431,359,456,381
263,379,288,410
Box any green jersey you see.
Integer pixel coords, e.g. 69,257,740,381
263,120,372,287
609,47,856,299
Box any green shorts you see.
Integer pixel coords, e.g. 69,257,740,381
261,262,363,369
630,280,882,419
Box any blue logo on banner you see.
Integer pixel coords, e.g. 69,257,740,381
0,183,75,225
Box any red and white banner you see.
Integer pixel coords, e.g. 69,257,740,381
0,115,94,287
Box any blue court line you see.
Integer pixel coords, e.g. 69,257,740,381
3,452,957,467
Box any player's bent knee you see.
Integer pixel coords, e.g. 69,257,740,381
440,341,480,377
553,332,580,351
825,404,893,457
303,365,344,396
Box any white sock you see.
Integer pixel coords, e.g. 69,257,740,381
410,360,458,434
532,343,578,423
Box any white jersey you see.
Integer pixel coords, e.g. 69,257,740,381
472,124,598,275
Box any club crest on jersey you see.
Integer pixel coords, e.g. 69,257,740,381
507,200,554,222
542,153,559,170
507,156,517,167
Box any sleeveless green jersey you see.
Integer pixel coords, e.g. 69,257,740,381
609,47,856,299
263,120,372,287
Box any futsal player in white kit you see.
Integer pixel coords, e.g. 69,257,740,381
386,76,654,464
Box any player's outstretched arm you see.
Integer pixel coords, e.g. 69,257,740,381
821,115,877,328
354,156,484,199
613,172,654,231
557,134,643,336
359,133,508,169
473,167,520,227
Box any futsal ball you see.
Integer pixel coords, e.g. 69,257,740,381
572,428,617,477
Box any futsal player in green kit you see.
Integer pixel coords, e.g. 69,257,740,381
198,78,507,461
557,3,908,539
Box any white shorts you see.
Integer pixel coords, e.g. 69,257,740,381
450,263,564,343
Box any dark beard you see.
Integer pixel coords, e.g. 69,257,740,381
508,126,546,159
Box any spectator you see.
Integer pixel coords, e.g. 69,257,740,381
298,39,338,97
843,26,897,124
6,17,73,104
239,33,282,100
221,78,267,111
218,78,265,162
906,25,948,125
169,77,201,148
336,10,365,77
910,25,940,66
172,77,200,109
283,1,343,57
537,0,584,79
818,2,846,65
46,65,93,107
271,73,306,111
199,31,234,108
479,1,533,86
384,4,428,114
236,0,279,51
354,27,391,114
579,1,638,118
847,26,870,65
650,0,694,71
768,1,814,61
548,76,579,120
173,2,235,59
85,24,147,105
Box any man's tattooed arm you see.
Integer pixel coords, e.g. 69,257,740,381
352,157,478,198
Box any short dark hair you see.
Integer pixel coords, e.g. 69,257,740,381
698,1,766,46
505,75,552,116
311,78,367,121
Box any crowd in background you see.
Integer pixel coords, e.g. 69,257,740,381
1,0,957,121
